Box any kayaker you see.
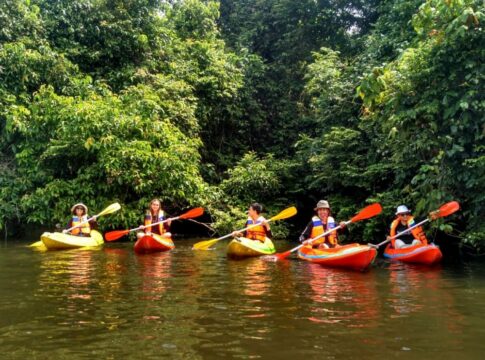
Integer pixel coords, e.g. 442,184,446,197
63,203,97,236
299,200,346,248
387,205,428,249
137,198,172,239
232,202,272,242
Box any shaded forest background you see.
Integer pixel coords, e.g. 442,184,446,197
0,0,483,250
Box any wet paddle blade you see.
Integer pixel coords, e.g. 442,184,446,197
179,207,204,220
29,241,43,247
270,206,297,221
192,238,220,250
105,229,130,241
350,203,382,223
272,249,293,261
97,202,121,217
436,201,460,218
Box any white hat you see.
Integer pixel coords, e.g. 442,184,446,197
395,205,411,215
314,200,330,210
71,203,88,214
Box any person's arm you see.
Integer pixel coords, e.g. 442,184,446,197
63,219,73,233
66,219,73,229
265,227,273,239
88,218,98,230
299,221,313,243
232,221,249,238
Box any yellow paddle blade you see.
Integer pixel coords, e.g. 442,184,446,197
192,238,220,251
97,202,121,217
270,206,297,221
29,241,44,247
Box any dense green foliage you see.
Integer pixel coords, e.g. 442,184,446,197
0,0,482,250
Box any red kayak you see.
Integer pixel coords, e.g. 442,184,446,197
383,243,442,265
298,243,377,271
134,234,175,254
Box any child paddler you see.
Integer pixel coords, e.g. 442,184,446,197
232,203,272,242
63,203,97,236
137,198,172,239
299,200,346,249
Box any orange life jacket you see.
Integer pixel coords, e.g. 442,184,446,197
246,216,267,242
390,216,428,247
310,216,337,247
144,211,166,235
71,215,91,235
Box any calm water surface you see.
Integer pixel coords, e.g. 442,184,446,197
1,239,484,359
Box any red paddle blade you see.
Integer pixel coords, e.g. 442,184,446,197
105,229,130,241
350,203,382,223
436,201,460,218
273,250,293,261
179,207,204,220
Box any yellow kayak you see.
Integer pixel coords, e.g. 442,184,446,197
39,230,104,250
227,237,276,258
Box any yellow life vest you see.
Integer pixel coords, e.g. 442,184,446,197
71,215,91,235
310,216,337,246
144,211,166,235
246,216,267,242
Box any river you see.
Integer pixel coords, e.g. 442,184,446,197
1,239,484,359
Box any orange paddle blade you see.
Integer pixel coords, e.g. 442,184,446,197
105,229,130,241
273,250,293,261
350,203,382,223
435,201,460,218
179,207,204,220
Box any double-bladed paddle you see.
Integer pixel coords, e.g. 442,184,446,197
370,201,460,249
105,207,204,241
192,206,297,250
266,203,383,261
29,202,121,247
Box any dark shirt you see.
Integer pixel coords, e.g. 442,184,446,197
395,222,415,244
149,222,170,235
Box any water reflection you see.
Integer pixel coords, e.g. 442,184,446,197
135,252,172,300
0,241,483,359
387,262,443,316
36,249,104,344
303,263,379,327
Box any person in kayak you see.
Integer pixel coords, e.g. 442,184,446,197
387,205,428,249
137,198,172,239
299,200,346,248
63,203,97,236
232,203,272,242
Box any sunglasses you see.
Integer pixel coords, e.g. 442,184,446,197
399,213,410,216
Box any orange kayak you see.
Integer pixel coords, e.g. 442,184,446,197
384,243,442,265
134,234,175,254
298,243,377,271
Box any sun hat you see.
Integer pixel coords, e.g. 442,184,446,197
314,200,330,210
71,203,88,214
395,205,411,215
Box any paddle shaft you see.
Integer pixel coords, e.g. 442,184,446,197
65,203,120,233
213,218,275,243
137,215,179,232
287,220,350,256
374,218,430,248
65,214,98,232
